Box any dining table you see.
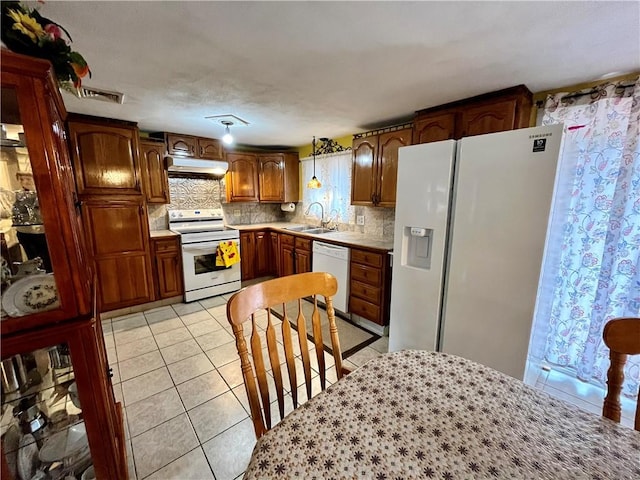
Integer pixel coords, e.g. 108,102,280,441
243,350,640,479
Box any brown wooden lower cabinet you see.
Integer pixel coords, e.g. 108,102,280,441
278,234,312,276
280,234,295,277
151,236,184,299
254,231,271,278
294,237,312,274
1,314,127,480
349,247,391,326
240,230,277,281
270,232,280,276
81,198,154,311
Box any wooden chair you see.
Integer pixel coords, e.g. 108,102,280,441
602,317,640,431
226,272,346,439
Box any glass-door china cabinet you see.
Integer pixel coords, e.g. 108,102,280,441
1,50,127,480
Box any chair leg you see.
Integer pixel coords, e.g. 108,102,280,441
602,351,626,423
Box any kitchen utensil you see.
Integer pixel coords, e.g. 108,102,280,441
47,345,71,370
80,465,95,480
13,397,48,438
2,273,59,317
17,433,38,480
3,424,20,477
38,422,88,463
68,382,81,409
1,355,28,393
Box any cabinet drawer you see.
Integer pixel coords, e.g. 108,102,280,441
350,263,382,286
280,234,294,246
351,249,383,268
350,280,381,305
349,296,381,324
295,237,311,252
153,238,179,252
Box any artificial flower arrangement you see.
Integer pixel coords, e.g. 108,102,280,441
1,1,91,88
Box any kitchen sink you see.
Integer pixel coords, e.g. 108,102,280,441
283,225,334,234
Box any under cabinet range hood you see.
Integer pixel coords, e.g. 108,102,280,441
166,156,228,176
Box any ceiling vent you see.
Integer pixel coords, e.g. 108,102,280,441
64,85,125,104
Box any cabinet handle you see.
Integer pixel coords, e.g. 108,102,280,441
107,367,113,378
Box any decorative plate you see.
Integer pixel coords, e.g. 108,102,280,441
2,273,60,317
39,422,88,463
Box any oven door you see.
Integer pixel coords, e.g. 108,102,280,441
181,240,241,291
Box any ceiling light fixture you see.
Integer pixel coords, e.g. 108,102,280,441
307,136,322,189
221,120,234,145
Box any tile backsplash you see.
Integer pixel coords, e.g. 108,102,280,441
147,175,395,239
147,176,285,230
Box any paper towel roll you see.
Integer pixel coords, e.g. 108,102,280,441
280,202,296,212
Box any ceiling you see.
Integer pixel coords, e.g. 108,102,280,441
39,1,639,148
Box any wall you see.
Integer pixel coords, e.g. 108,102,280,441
296,134,353,158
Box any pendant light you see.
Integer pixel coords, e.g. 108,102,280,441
307,136,322,189
221,120,234,145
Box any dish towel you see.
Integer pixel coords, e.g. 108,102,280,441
215,240,240,268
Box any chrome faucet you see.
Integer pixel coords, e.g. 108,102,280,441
304,202,326,227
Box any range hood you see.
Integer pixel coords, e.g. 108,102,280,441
166,156,228,176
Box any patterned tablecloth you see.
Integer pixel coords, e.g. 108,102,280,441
244,350,640,479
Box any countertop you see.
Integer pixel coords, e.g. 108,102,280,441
149,229,178,238
228,222,394,251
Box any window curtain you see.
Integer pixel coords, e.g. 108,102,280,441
300,151,354,225
532,77,640,396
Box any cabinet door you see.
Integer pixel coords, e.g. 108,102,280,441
1,64,91,333
139,140,169,204
258,154,285,202
240,232,255,280
270,232,280,276
156,251,183,298
197,137,223,160
68,120,141,196
152,237,183,299
413,112,457,144
1,318,127,480
351,136,377,206
227,153,259,202
82,199,154,310
376,128,412,207
295,249,311,274
254,231,270,277
280,236,295,277
166,133,197,157
458,99,517,138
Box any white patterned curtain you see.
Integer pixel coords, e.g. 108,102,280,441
532,78,640,396
300,151,354,225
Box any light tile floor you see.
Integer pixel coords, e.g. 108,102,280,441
104,295,636,479
103,293,383,480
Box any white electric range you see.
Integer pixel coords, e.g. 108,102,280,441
168,209,241,302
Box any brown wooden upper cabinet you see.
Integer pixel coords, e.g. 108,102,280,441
351,127,412,207
227,151,299,203
258,153,299,203
67,115,142,195
165,133,223,160
226,152,260,202
413,85,533,144
139,139,170,204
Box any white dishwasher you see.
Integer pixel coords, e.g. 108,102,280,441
312,241,350,313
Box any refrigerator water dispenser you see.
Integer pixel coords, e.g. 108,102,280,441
403,226,432,269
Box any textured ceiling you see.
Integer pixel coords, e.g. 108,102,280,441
38,1,640,148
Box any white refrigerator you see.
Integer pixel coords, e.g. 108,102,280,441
388,124,565,380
